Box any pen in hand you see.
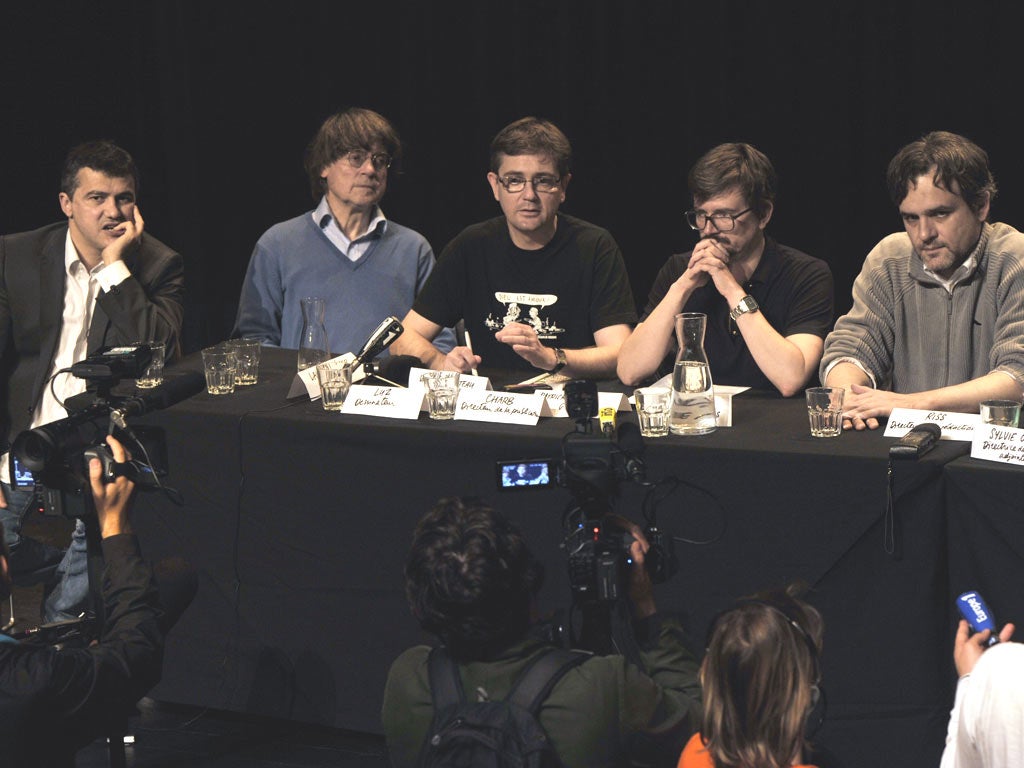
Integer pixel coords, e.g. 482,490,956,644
463,329,480,376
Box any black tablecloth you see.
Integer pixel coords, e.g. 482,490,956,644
131,348,971,766
945,456,1024,636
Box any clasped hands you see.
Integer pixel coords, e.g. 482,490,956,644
681,238,741,295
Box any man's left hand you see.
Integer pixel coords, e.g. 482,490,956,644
101,205,145,266
90,435,137,538
495,322,557,370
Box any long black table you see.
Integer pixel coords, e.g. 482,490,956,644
132,348,971,767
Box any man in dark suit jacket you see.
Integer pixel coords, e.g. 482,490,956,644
0,140,184,621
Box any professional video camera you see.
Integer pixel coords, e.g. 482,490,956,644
9,344,204,511
496,380,677,605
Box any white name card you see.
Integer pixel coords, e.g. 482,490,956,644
407,366,492,392
600,392,630,412
647,376,748,428
455,390,542,425
539,391,567,417
288,353,357,399
341,384,422,419
971,423,1024,465
884,408,980,440
714,391,735,428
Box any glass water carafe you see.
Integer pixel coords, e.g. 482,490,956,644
669,312,717,435
297,296,330,371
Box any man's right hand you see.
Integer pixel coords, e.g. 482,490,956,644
953,619,1016,678
89,435,137,539
442,346,481,373
100,204,145,266
606,515,656,620
0,483,6,508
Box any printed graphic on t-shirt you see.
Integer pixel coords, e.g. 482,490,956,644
484,292,565,340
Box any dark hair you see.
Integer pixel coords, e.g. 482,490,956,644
303,107,402,200
886,131,997,215
688,142,776,218
60,141,139,198
404,497,544,661
701,584,824,768
489,117,572,177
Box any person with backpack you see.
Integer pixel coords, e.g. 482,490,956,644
382,497,702,768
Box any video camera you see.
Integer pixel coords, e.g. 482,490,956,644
496,380,677,604
9,344,202,511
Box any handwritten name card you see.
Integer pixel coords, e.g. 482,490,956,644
455,390,543,425
884,408,979,440
971,423,1024,466
288,353,356,400
341,385,422,419
407,367,492,392
539,391,566,417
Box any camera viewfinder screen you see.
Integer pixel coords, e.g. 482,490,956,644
10,456,35,489
499,461,552,489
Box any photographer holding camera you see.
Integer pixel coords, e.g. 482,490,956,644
382,497,702,768
0,435,166,766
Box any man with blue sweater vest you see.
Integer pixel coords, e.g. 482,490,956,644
233,108,453,359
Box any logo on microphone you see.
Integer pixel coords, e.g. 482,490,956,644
961,593,988,622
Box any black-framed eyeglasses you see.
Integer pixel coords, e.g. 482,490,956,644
496,174,562,194
686,207,753,232
340,149,393,171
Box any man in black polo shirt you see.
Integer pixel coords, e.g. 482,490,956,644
617,143,833,396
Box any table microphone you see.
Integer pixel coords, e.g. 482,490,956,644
353,316,404,371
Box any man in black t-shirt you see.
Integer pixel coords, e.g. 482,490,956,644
617,143,833,396
392,117,636,378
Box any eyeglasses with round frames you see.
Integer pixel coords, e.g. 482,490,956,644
340,149,393,172
496,175,562,194
685,207,753,232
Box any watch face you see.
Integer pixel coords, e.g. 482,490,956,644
731,296,758,320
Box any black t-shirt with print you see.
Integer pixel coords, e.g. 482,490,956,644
413,214,637,373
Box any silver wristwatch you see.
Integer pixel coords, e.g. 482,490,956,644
729,295,759,321
547,347,567,374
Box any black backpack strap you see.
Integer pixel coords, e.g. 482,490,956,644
427,646,466,711
418,647,466,768
507,648,589,715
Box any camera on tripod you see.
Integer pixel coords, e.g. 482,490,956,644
495,380,677,605
8,344,173,509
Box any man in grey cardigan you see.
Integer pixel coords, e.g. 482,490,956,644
821,131,1024,430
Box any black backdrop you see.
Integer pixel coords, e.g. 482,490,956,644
4,1,1024,355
